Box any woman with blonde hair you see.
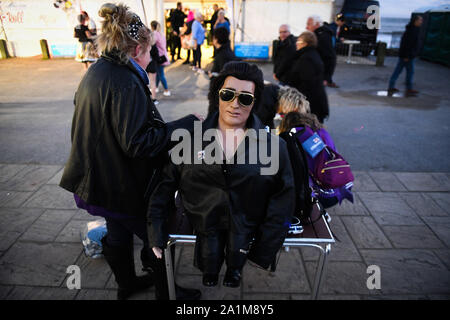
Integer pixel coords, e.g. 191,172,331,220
277,86,323,132
150,20,171,97
60,3,201,300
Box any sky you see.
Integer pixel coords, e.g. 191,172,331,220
380,0,450,18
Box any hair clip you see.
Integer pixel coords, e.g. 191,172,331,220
128,14,144,40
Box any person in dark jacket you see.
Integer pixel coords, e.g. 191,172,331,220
59,3,201,301
169,2,187,61
282,31,329,123
388,15,423,96
307,15,338,88
328,13,347,48
273,24,296,85
148,61,295,289
208,27,237,77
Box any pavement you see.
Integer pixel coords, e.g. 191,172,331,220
0,50,449,300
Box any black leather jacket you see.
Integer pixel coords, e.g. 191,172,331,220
60,51,197,217
147,112,295,269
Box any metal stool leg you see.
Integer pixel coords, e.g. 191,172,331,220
164,240,177,300
311,244,331,300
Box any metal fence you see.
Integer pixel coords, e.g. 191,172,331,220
336,41,378,65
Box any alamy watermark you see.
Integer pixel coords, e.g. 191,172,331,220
366,265,381,290
366,5,380,30
170,121,280,176
66,265,81,290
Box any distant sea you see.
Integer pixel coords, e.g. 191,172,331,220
378,17,410,48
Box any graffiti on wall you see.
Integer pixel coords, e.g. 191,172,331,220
0,1,25,24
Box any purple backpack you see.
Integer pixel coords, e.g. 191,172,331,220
295,126,354,189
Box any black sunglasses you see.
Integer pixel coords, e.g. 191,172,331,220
219,88,255,107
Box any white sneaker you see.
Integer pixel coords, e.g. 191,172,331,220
192,66,198,71
196,69,204,74
155,88,159,93
163,90,171,97
152,99,159,106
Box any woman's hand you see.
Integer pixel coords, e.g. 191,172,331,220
152,247,163,259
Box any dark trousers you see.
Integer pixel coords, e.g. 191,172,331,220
170,36,181,59
324,57,336,83
193,45,202,68
194,230,250,275
389,58,415,90
105,216,148,248
186,49,193,62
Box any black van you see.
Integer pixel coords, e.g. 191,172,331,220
339,0,380,55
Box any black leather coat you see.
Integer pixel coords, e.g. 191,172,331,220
273,34,297,83
147,112,295,269
59,52,197,217
283,46,330,123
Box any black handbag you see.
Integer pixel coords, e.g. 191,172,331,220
157,54,167,65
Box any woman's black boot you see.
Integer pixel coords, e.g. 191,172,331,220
101,237,154,300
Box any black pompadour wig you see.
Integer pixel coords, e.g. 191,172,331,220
207,61,265,116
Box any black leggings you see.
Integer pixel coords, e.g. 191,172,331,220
193,45,202,68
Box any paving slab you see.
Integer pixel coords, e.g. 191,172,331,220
369,172,407,192
46,169,64,185
70,253,112,289
70,208,98,220
0,165,27,183
242,250,310,294
22,185,77,209
360,249,450,294
395,173,449,192
353,172,380,192
340,216,392,249
0,242,82,286
362,294,430,300
0,190,33,207
431,173,450,190
358,192,423,226
75,289,117,300
0,207,44,251
5,286,78,300
433,250,450,270
428,294,450,300
318,294,362,300
0,285,14,299
300,216,362,262
382,225,445,249
304,261,380,296
288,294,311,300
242,293,291,300
421,216,450,247
398,192,448,217
428,193,450,215
54,219,96,243
327,193,369,216
20,209,76,242
0,165,61,192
